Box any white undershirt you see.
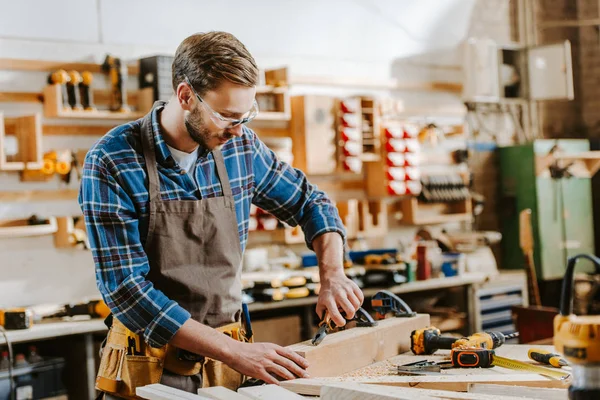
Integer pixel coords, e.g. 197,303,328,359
166,144,199,178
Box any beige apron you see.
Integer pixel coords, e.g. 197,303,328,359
96,104,245,398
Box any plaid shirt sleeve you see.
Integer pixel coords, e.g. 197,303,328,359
249,129,346,249
79,149,190,348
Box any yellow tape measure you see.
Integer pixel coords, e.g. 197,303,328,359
493,355,571,380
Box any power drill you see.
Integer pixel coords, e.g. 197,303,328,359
411,326,519,355
45,300,110,320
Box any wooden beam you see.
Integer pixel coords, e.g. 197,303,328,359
538,18,600,29
0,58,139,75
286,314,429,377
196,387,249,400
238,385,307,399
468,383,567,400
289,75,462,93
41,124,112,136
321,382,541,400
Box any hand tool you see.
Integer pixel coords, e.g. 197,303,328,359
554,254,600,399
79,71,96,111
371,290,416,320
528,348,569,368
450,348,570,380
390,359,448,376
411,326,519,355
47,69,70,110
102,55,130,112
311,307,377,346
66,70,83,110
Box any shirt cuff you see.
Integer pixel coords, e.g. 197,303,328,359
303,217,347,251
143,301,191,348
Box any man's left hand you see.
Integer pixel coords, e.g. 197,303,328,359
316,271,364,327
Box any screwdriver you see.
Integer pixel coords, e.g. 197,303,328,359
528,348,569,368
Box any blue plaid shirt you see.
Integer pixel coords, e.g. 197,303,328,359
79,103,345,347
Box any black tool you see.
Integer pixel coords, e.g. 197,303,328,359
102,55,129,112
371,290,416,320
311,307,377,346
451,347,494,368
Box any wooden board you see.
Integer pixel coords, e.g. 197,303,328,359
320,383,541,400
0,57,139,75
197,386,249,400
287,314,429,377
237,385,307,399
281,345,571,396
468,384,567,400
137,383,210,399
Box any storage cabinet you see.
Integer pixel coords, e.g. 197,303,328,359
499,139,596,280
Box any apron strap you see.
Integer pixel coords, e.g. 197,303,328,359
212,148,234,202
140,106,162,204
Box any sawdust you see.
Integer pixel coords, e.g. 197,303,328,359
339,359,397,379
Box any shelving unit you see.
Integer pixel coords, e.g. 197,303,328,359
0,216,58,238
399,196,472,225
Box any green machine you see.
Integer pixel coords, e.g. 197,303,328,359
499,139,596,281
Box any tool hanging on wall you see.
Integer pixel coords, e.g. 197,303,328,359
66,71,83,110
102,55,130,112
79,71,96,111
47,69,71,111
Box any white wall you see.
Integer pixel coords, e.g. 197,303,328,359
0,0,477,308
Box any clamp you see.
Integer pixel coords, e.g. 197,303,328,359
311,307,377,346
371,290,416,320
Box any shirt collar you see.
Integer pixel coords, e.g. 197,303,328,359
149,101,209,167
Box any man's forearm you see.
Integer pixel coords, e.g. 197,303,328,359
170,319,238,363
312,232,345,280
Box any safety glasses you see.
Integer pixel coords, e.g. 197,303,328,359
184,75,259,128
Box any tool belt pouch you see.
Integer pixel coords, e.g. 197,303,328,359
95,319,164,399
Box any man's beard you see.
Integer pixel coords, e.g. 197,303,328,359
184,108,211,149
184,109,235,150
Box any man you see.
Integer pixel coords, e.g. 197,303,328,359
79,31,363,395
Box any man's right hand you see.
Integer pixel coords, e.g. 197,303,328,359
225,341,309,384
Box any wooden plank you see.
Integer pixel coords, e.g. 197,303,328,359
0,57,139,75
538,18,600,29
468,383,568,400
282,375,569,397
42,124,113,136
238,385,307,400
321,383,540,400
287,314,429,377
197,386,249,400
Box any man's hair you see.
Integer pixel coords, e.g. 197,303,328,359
171,31,259,95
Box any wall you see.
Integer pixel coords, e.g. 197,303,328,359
0,0,488,308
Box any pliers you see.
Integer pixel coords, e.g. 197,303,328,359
311,307,377,346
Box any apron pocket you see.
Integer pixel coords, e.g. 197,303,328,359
202,358,244,391
95,345,126,394
120,355,163,398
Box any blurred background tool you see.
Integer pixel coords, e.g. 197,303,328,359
0,308,33,330
46,69,70,110
79,71,96,111
66,70,83,110
554,254,600,399
43,299,110,320
102,54,129,112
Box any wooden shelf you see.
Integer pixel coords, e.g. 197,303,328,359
0,58,139,75
0,113,43,171
255,112,291,122
536,151,600,178
0,216,57,238
290,75,462,93
0,189,78,203
43,84,145,120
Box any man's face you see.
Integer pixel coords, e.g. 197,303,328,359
184,81,256,150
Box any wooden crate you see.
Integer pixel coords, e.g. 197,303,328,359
0,113,43,171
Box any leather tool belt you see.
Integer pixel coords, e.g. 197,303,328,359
95,316,253,399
